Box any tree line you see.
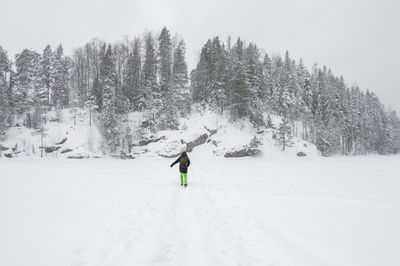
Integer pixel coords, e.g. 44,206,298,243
0,28,399,155
191,37,400,155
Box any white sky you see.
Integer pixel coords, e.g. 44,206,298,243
2,0,399,112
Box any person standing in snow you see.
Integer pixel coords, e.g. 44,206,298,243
170,152,191,187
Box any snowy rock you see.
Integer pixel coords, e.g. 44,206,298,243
61,148,73,154
212,140,218,147
203,126,217,136
224,146,261,158
158,140,186,158
141,119,155,129
137,136,166,146
297,151,307,157
132,148,149,155
45,146,61,153
119,150,135,159
55,138,67,145
183,133,208,152
4,153,13,158
158,152,182,158
67,155,86,159
49,117,60,122
0,144,9,151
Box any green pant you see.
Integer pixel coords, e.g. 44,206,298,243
180,173,188,185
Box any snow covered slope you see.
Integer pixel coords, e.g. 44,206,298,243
0,106,318,159
0,108,103,158
130,108,318,159
1,156,399,266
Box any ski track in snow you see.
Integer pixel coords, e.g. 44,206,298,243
71,165,327,266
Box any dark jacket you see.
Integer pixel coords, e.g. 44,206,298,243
170,152,191,173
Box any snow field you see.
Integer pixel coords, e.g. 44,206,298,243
1,155,399,266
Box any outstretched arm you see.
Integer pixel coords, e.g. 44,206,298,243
170,157,180,167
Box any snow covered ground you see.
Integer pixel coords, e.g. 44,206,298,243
1,155,399,266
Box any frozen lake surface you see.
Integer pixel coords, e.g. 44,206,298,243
1,155,399,266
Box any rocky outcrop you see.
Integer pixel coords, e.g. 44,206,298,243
158,141,186,158
55,138,67,145
45,146,61,153
67,155,86,159
61,148,73,154
132,148,149,156
0,144,9,151
119,150,135,159
224,147,261,158
158,152,182,158
137,136,166,146
183,133,209,152
203,126,217,136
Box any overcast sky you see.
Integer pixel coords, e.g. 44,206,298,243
2,0,399,112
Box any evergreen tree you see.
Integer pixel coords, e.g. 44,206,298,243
0,46,10,137
158,27,172,97
14,49,41,115
52,44,69,107
157,27,179,129
271,55,284,114
172,40,191,116
387,110,400,153
278,51,295,117
142,33,161,111
262,54,274,111
245,43,264,125
100,44,119,152
276,118,294,151
266,114,275,129
229,38,250,120
113,42,129,114
190,40,212,104
93,43,107,112
123,38,141,110
297,58,312,140
209,37,228,113
40,45,54,105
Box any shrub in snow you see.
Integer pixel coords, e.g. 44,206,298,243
266,114,275,129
